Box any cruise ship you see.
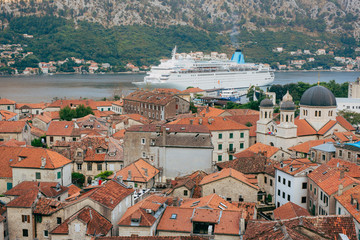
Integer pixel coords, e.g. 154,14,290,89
137,47,274,90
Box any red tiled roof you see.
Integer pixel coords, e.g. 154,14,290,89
180,87,204,94
198,107,225,117
47,121,80,136
0,98,15,105
200,168,259,190
118,195,170,227
334,131,358,142
243,142,280,158
273,202,310,220
124,90,176,105
30,124,46,137
96,237,208,240
0,121,26,133
127,124,210,133
294,119,317,136
180,194,240,211
51,206,112,236
336,116,355,131
6,189,39,208
288,139,334,153
167,171,207,198
34,114,52,124
33,197,65,215
113,129,125,139
275,158,318,176
327,158,360,179
244,216,357,240
225,109,259,116
335,185,360,224
0,110,17,120
169,116,249,131
0,139,26,147
0,146,25,178
317,120,337,135
111,158,159,183
68,184,81,196
16,102,47,109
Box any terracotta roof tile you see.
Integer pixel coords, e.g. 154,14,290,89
127,124,210,133
294,118,317,136
0,139,26,147
6,189,39,208
225,109,259,116
113,129,126,139
0,98,15,105
47,121,80,136
244,215,357,240
243,142,280,158
327,158,360,179
33,197,65,215
275,158,318,176
335,185,360,224
0,110,17,120
0,121,26,133
180,87,204,94
96,237,207,240
68,184,81,196
336,116,355,131
111,158,159,183
200,168,259,190
16,102,47,110
334,131,358,142
167,171,207,198
51,206,112,236
198,107,225,117
273,202,310,220
288,139,334,153
0,146,25,178
180,193,240,211
317,120,337,135
124,91,176,105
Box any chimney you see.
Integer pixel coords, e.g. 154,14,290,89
208,225,213,235
206,106,209,113
144,168,148,177
127,170,132,181
41,157,46,168
190,119,193,125
239,217,246,235
208,118,213,124
199,118,203,125
340,167,345,179
338,183,344,196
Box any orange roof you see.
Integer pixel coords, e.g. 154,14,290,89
200,168,259,190
317,120,337,135
51,207,112,236
0,98,15,105
273,202,310,220
334,131,358,142
244,142,280,158
118,195,170,226
180,87,204,94
68,184,81,196
169,116,249,131
93,110,115,118
16,102,47,109
294,118,317,136
0,110,17,120
47,121,79,136
327,158,360,179
275,158,318,176
113,129,125,139
198,106,225,117
0,121,26,133
11,147,71,169
34,114,52,124
225,109,259,116
335,185,360,223
157,207,244,235
336,116,355,131
0,139,26,147
180,193,240,211
154,88,181,94
288,139,334,153
308,163,360,196
111,158,159,183
112,100,123,106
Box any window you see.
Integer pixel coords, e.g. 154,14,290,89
288,181,291,187
264,176,267,184
7,106,10,110
57,172,61,179
278,190,280,196
218,144,222,150
338,207,341,215
322,155,325,161
283,178,286,185
141,138,146,145
287,195,290,201
229,133,233,139
22,215,30,223
310,183,312,191
348,152,351,159
302,182,307,189
88,164,92,171
282,192,285,199
6,182,12,190
229,143,233,151
170,214,177,219
278,176,281,182
36,172,41,180
44,230,49,237
142,152,146,158
229,155,233,161
77,164,82,170
240,143,244,149
77,152,82,157
339,150,343,157
57,217,62,224
314,188,317,195
61,137,65,141
50,136,54,142
97,164,102,171
218,133,222,139
75,223,81,232
301,196,307,203
73,137,77,141
218,155,222,162
240,132,244,138
270,179,273,186
184,190,188,196
23,229,28,237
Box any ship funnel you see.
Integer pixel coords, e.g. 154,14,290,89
231,49,245,64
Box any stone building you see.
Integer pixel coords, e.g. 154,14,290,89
0,121,31,144
123,90,190,121
46,121,81,147
335,141,360,164
0,98,15,112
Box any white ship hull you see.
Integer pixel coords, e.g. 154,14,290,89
142,70,274,90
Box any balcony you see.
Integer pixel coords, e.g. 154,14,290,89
227,148,236,154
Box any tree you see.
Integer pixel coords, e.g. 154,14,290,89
72,172,85,187
338,110,360,125
59,104,93,120
31,135,46,148
95,171,113,180
189,102,198,113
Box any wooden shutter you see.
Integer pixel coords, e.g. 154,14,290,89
27,215,30,223
22,215,24,222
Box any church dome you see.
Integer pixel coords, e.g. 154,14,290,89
260,98,273,107
280,101,296,110
300,85,336,107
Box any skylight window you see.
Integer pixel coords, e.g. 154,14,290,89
170,214,177,219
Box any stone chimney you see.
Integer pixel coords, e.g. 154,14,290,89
127,170,132,181
338,183,344,196
208,118,213,124
41,157,46,168
340,167,345,179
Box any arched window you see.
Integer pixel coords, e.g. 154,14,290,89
319,111,321,117
261,111,263,118
270,142,274,146
315,111,318,117
265,111,268,118
303,110,305,115
290,115,293,122
286,115,289,122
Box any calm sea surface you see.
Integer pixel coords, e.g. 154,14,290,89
0,71,359,102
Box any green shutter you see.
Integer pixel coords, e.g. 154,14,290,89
57,172,61,179
229,133,233,139
36,172,41,179
218,155,222,162
218,133,222,139
7,182,12,190
229,155,233,160
240,132,244,138
218,144,222,150
240,143,244,149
